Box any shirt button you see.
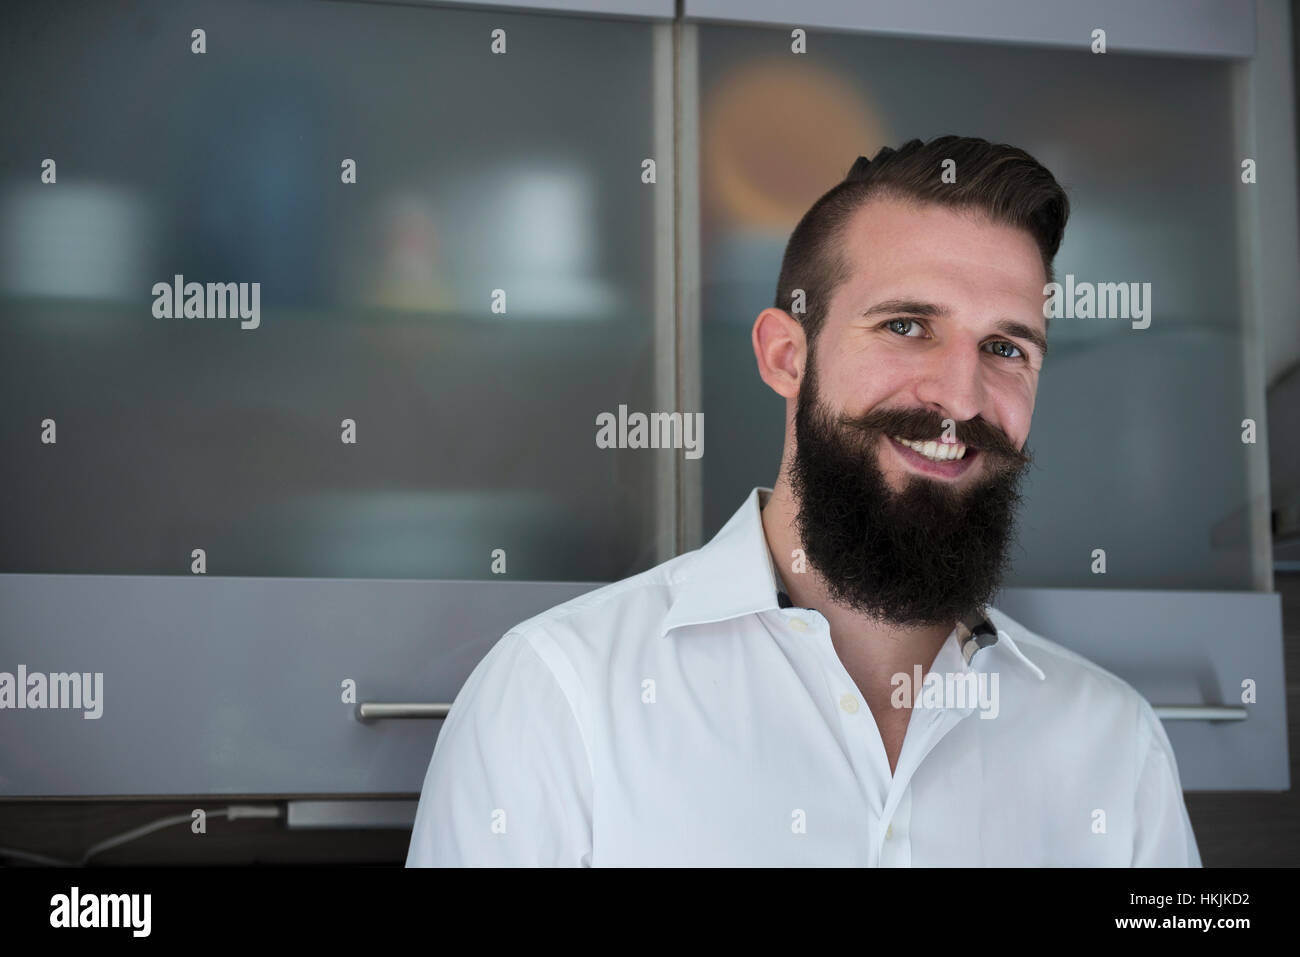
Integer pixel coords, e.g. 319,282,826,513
839,693,859,714
886,824,894,840
788,618,808,632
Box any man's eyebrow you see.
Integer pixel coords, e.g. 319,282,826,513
861,298,947,320
861,298,1048,360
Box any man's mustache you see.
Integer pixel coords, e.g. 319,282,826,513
840,407,1031,467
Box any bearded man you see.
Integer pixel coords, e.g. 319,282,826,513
408,136,1201,867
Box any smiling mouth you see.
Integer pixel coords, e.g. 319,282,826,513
890,435,974,462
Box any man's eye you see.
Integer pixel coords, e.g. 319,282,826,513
987,340,1023,359
885,318,925,337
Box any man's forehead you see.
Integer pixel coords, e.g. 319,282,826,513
840,196,1044,273
834,197,1049,307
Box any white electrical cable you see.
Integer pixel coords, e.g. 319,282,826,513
0,804,284,867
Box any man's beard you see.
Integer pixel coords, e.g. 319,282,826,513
787,346,1032,627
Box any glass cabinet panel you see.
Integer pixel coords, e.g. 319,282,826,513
0,0,664,581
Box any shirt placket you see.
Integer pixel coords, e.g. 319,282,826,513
805,613,899,863
880,780,912,866
772,578,992,867
877,704,976,865
776,606,888,863
875,633,983,866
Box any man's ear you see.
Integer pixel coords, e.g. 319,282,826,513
753,308,804,401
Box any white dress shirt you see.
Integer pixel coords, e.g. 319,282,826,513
407,486,1202,867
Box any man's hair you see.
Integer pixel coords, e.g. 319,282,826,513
773,135,1070,347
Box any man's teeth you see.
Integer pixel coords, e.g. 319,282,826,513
892,436,967,461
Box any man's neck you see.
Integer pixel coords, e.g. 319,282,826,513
759,480,954,694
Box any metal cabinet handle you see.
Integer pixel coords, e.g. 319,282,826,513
356,702,451,720
1153,705,1247,721
356,703,1246,722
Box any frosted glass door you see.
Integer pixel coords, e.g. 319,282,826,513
0,0,667,582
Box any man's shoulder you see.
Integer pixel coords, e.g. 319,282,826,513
502,547,701,660
985,605,1160,728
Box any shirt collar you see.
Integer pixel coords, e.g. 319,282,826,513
660,486,785,634
661,486,1044,681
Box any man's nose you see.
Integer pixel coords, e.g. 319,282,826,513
911,340,988,427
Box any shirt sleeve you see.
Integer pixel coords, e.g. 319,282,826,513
405,630,594,867
1131,697,1202,867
